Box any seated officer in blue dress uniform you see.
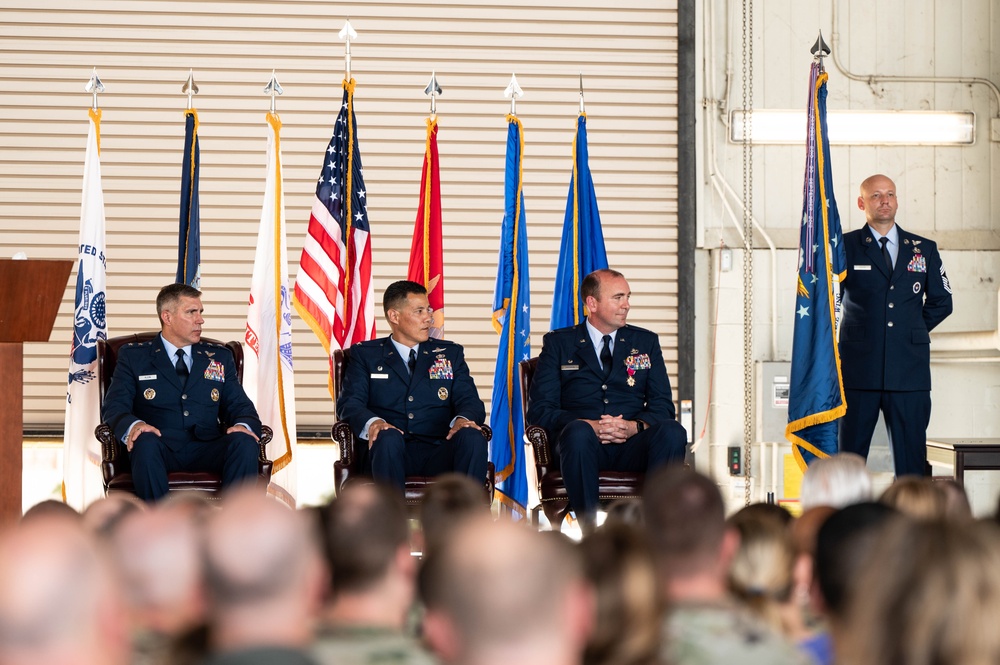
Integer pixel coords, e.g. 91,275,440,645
337,280,488,491
839,174,953,476
102,284,262,501
527,269,687,531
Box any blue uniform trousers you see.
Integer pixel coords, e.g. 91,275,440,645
556,419,687,516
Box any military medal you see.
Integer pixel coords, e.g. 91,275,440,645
143,388,156,400
211,388,220,402
438,387,449,400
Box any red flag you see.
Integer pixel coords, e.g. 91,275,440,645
293,79,375,396
406,118,444,338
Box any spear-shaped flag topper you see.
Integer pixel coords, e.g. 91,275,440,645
340,19,358,79
811,30,831,71
579,72,586,114
264,70,283,113
84,68,105,111
182,69,199,110
504,73,523,115
424,71,442,116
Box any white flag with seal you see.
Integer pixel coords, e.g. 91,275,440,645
244,111,297,505
63,107,109,510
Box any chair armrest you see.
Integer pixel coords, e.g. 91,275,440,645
525,425,551,466
95,423,118,462
258,425,273,463
332,421,355,466
480,424,493,443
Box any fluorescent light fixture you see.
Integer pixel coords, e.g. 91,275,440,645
729,109,975,145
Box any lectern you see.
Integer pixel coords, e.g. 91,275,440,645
0,259,73,524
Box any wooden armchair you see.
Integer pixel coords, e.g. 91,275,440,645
94,332,273,498
519,357,645,526
331,348,495,508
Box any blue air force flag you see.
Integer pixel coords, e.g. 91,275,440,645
489,114,531,518
785,63,847,470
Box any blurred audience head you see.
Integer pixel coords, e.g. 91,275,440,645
839,519,1000,665
602,498,645,528
879,476,947,521
108,503,206,637
202,489,326,652
937,479,973,522
421,516,592,665
0,516,130,665
20,499,81,524
726,504,795,633
642,467,735,601
813,502,900,624
419,473,490,558
579,522,661,665
319,483,414,630
800,453,872,511
789,505,835,614
82,495,145,539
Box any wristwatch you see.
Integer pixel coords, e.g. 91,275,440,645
635,420,646,433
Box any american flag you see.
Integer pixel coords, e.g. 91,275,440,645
293,79,375,394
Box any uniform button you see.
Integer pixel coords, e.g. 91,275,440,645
887,322,894,328
890,285,895,290
408,396,414,402
408,413,414,419
888,303,894,309
603,398,609,404
181,394,187,400
183,410,190,417
601,384,608,391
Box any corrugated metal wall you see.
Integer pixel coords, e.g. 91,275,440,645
0,0,679,430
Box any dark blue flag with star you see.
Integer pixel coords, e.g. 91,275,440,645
489,114,530,517
176,109,201,288
551,113,608,330
785,62,847,470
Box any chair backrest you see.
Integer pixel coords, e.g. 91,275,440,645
518,357,537,419
97,332,243,410
332,348,347,402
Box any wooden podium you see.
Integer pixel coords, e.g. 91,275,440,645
0,259,73,524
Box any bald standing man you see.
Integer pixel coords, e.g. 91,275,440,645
838,174,952,477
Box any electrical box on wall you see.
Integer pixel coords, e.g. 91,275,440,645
756,361,792,444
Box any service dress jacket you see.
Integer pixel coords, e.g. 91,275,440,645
102,337,262,450
337,337,486,445
839,225,953,392
527,322,676,438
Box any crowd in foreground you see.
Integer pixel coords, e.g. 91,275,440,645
2,453,1000,665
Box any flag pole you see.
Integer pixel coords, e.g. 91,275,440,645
339,19,358,80
424,71,442,118
265,70,283,114
84,68,104,111
504,73,523,116
182,69,199,110
579,72,585,114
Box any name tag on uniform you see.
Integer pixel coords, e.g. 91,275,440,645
853,265,872,271
139,374,157,381
370,373,389,379
560,365,579,371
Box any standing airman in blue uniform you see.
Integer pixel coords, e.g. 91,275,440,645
839,174,953,476
526,269,687,531
337,280,488,491
102,284,262,501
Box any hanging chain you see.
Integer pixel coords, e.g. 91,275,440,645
741,0,754,507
